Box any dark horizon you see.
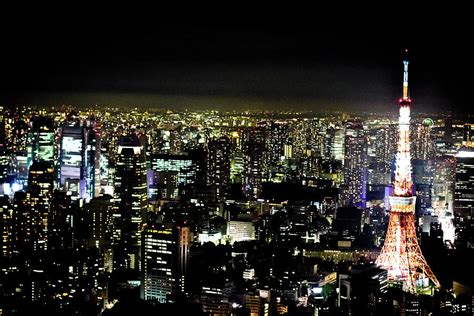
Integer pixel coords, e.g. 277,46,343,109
1,16,472,114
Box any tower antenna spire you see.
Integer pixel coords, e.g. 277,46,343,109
403,49,409,100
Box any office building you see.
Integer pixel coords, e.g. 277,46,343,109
207,136,231,200
113,135,147,271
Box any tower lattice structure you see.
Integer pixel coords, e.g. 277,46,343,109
375,51,441,293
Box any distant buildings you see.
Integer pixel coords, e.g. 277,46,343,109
341,121,367,208
0,105,473,315
207,136,231,201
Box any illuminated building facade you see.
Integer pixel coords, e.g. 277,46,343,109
376,52,440,293
0,148,9,182
84,123,101,202
0,195,13,257
341,121,367,207
374,124,398,185
113,135,147,271
207,136,231,200
243,127,265,199
412,118,435,161
265,121,289,171
26,116,55,171
453,148,474,248
141,225,175,302
26,160,54,252
150,154,195,185
330,127,345,162
47,190,75,251
227,220,255,243
454,149,474,215
59,126,84,189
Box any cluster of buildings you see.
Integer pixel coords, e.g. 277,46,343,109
0,104,473,315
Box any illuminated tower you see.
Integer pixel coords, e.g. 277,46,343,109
375,51,440,293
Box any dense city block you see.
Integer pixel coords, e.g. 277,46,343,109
0,103,473,315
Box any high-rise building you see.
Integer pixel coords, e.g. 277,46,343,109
59,126,84,189
432,156,456,212
26,116,55,171
453,148,474,248
87,195,114,272
338,265,388,315
207,136,231,200
0,195,13,257
177,224,191,294
330,127,345,162
26,160,54,252
412,159,434,214
454,149,474,215
266,121,288,169
243,127,265,199
84,123,101,202
14,151,28,185
59,124,100,202
10,191,28,255
0,147,10,182
47,190,75,251
412,118,435,160
374,124,398,184
141,224,175,302
149,153,199,201
113,135,147,271
342,121,367,208
88,195,113,250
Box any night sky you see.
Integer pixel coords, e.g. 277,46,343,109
1,11,472,113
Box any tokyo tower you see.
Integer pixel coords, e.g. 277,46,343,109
375,51,441,293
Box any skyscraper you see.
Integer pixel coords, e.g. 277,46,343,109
453,148,474,248
0,195,13,257
412,118,435,161
47,190,78,252
26,116,55,171
26,160,54,252
141,224,175,302
59,126,84,194
342,121,368,208
454,149,474,215
113,135,147,271
207,136,231,201
243,127,265,199
84,122,101,202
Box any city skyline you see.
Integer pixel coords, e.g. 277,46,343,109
1,17,474,315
